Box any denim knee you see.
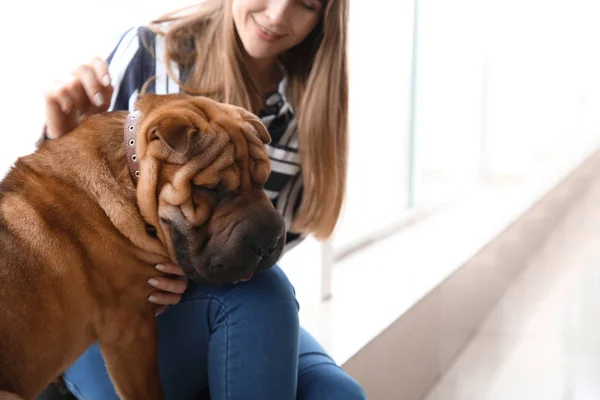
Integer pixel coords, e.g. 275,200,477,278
251,265,298,307
341,375,367,400
198,265,299,328
298,363,367,400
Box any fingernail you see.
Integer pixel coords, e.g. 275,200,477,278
155,264,166,271
101,74,111,87
148,295,159,303
148,278,159,287
93,92,104,106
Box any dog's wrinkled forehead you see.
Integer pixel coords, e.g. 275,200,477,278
133,94,271,221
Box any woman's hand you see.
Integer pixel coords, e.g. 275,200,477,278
44,57,113,139
148,263,188,316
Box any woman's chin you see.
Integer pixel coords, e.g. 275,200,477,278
242,43,280,63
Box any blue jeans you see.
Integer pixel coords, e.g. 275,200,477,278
62,266,366,400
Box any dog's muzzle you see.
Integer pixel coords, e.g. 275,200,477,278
171,201,286,284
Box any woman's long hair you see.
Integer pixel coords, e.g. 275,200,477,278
149,0,348,240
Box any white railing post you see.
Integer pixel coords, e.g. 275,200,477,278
320,240,335,301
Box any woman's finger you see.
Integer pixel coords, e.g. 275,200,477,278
148,275,188,294
90,57,111,88
45,76,78,114
43,77,82,138
155,263,186,276
147,292,182,306
73,64,106,111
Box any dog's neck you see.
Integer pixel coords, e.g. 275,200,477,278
17,113,170,262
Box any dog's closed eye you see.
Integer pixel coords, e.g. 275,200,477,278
193,183,229,200
193,183,216,190
192,184,218,203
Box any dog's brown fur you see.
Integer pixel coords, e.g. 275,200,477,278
0,94,283,399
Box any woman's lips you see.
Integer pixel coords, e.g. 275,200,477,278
253,17,284,42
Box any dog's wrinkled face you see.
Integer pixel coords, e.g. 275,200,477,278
133,94,285,284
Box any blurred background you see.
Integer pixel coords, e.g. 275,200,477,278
3,0,600,399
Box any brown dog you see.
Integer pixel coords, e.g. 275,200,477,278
0,93,286,399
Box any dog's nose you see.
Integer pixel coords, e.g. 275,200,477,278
247,210,285,258
253,238,280,258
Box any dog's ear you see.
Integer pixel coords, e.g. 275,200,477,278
135,93,186,115
246,117,271,145
232,106,271,144
150,117,197,155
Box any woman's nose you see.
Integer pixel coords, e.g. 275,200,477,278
263,0,290,25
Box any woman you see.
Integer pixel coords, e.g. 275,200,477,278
41,0,364,399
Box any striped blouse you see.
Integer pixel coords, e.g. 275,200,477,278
106,26,304,253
